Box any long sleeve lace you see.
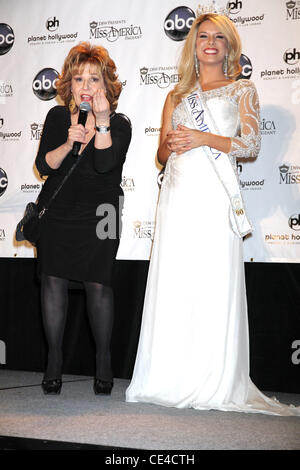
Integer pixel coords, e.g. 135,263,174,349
228,81,261,160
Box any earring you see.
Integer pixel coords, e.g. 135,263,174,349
223,54,228,78
194,51,199,78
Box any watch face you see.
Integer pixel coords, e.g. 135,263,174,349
96,125,110,133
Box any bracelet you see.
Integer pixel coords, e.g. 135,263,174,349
95,125,110,134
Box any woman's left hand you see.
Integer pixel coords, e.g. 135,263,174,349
92,89,111,124
167,125,207,155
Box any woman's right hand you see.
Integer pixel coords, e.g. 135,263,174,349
66,124,89,150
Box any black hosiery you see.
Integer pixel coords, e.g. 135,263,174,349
84,281,114,381
41,273,69,380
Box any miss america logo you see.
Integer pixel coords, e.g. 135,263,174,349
90,21,142,42
140,67,180,88
286,1,300,20
279,164,300,184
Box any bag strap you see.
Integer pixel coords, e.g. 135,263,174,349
38,154,82,217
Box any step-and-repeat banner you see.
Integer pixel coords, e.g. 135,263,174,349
0,0,299,262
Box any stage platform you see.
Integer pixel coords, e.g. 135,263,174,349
0,370,299,451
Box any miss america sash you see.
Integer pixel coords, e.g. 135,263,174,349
183,89,252,238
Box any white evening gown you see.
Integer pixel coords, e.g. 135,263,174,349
126,80,300,416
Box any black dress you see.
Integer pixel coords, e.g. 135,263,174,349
35,105,131,286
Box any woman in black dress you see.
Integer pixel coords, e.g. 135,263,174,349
35,42,131,395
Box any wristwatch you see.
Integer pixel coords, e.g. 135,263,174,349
95,125,111,133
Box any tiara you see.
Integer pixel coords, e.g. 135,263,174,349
196,1,230,17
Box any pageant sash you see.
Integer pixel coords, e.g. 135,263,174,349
183,89,252,238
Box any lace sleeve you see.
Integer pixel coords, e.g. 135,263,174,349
228,81,261,159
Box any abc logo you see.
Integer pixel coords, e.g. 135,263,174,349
284,48,300,65
164,7,195,41
0,168,8,197
0,23,14,55
239,54,252,79
289,214,300,231
32,68,59,101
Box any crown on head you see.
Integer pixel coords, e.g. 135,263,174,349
196,1,230,17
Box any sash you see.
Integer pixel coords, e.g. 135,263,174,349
183,89,252,238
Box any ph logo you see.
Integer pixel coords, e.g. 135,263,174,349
227,0,243,14
164,6,195,41
0,340,5,365
284,48,300,65
32,68,59,101
46,16,59,32
288,214,300,230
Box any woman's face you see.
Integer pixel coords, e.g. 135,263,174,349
195,20,228,67
71,62,105,108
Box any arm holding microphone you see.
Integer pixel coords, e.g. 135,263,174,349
45,102,91,169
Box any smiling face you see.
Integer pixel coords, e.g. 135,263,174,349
71,62,105,108
195,20,228,68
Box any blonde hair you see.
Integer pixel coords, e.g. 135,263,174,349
172,14,242,106
56,42,122,113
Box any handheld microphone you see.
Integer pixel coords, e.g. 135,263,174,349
72,101,91,157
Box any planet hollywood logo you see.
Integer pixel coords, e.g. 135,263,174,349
227,0,242,14
0,129,22,141
27,17,78,45
133,220,155,239
21,183,42,194
0,118,21,141
240,178,265,191
284,47,300,65
286,1,300,20
0,168,8,197
140,66,180,88
89,20,142,42
261,49,300,80
32,68,59,100
227,0,265,26
46,16,59,32
0,23,14,55
164,6,195,41
238,54,252,79
145,126,161,136
30,122,43,140
264,232,300,244
279,164,300,184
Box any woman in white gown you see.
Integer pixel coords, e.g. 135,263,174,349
126,9,300,416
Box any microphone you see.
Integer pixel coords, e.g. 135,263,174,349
72,101,91,157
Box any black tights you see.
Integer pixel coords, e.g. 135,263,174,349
41,273,114,381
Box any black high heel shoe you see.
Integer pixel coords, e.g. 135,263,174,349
93,379,113,395
41,379,62,395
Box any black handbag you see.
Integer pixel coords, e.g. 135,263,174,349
16,155,82,245
15,202,46,244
